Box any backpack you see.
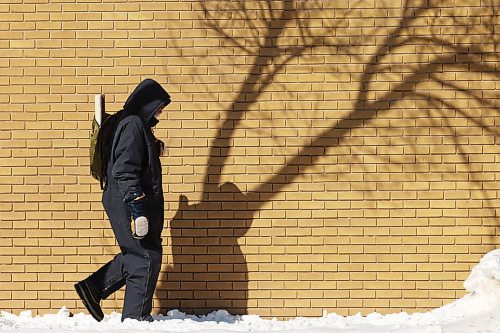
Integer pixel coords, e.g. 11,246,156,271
90,110,127,189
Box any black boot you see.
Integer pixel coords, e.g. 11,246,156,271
74,280,104,322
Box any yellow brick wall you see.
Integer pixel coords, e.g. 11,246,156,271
0,0,499,319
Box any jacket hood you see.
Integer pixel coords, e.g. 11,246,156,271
123,78,171,127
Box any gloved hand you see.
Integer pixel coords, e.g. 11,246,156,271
124,192,149,239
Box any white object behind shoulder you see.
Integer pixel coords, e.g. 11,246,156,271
94,94,105,126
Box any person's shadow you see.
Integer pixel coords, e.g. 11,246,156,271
157,182,257,315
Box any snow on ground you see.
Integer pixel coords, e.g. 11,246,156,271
0,249,498,333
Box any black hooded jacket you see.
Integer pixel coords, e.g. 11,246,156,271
106,79,170,201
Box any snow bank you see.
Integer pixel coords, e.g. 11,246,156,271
464,249,500,299
430,248,500,321
0,249,498,333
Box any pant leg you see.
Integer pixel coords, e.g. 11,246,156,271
123,194,164,319
121,248,162,320
85,189,133,300
86,253,127,300
101,190,163,321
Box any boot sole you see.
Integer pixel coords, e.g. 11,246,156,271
74,281,104,322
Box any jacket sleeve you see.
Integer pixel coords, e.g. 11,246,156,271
111,120,145,201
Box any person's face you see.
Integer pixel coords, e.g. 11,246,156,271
154,105,165,119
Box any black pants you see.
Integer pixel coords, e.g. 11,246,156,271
85,189,164,321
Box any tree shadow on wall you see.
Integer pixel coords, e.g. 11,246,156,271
159,183,258,315
157,0,500,316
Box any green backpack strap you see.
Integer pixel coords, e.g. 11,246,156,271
90,116,102,182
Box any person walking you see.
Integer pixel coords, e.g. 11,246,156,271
75,78,170,322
